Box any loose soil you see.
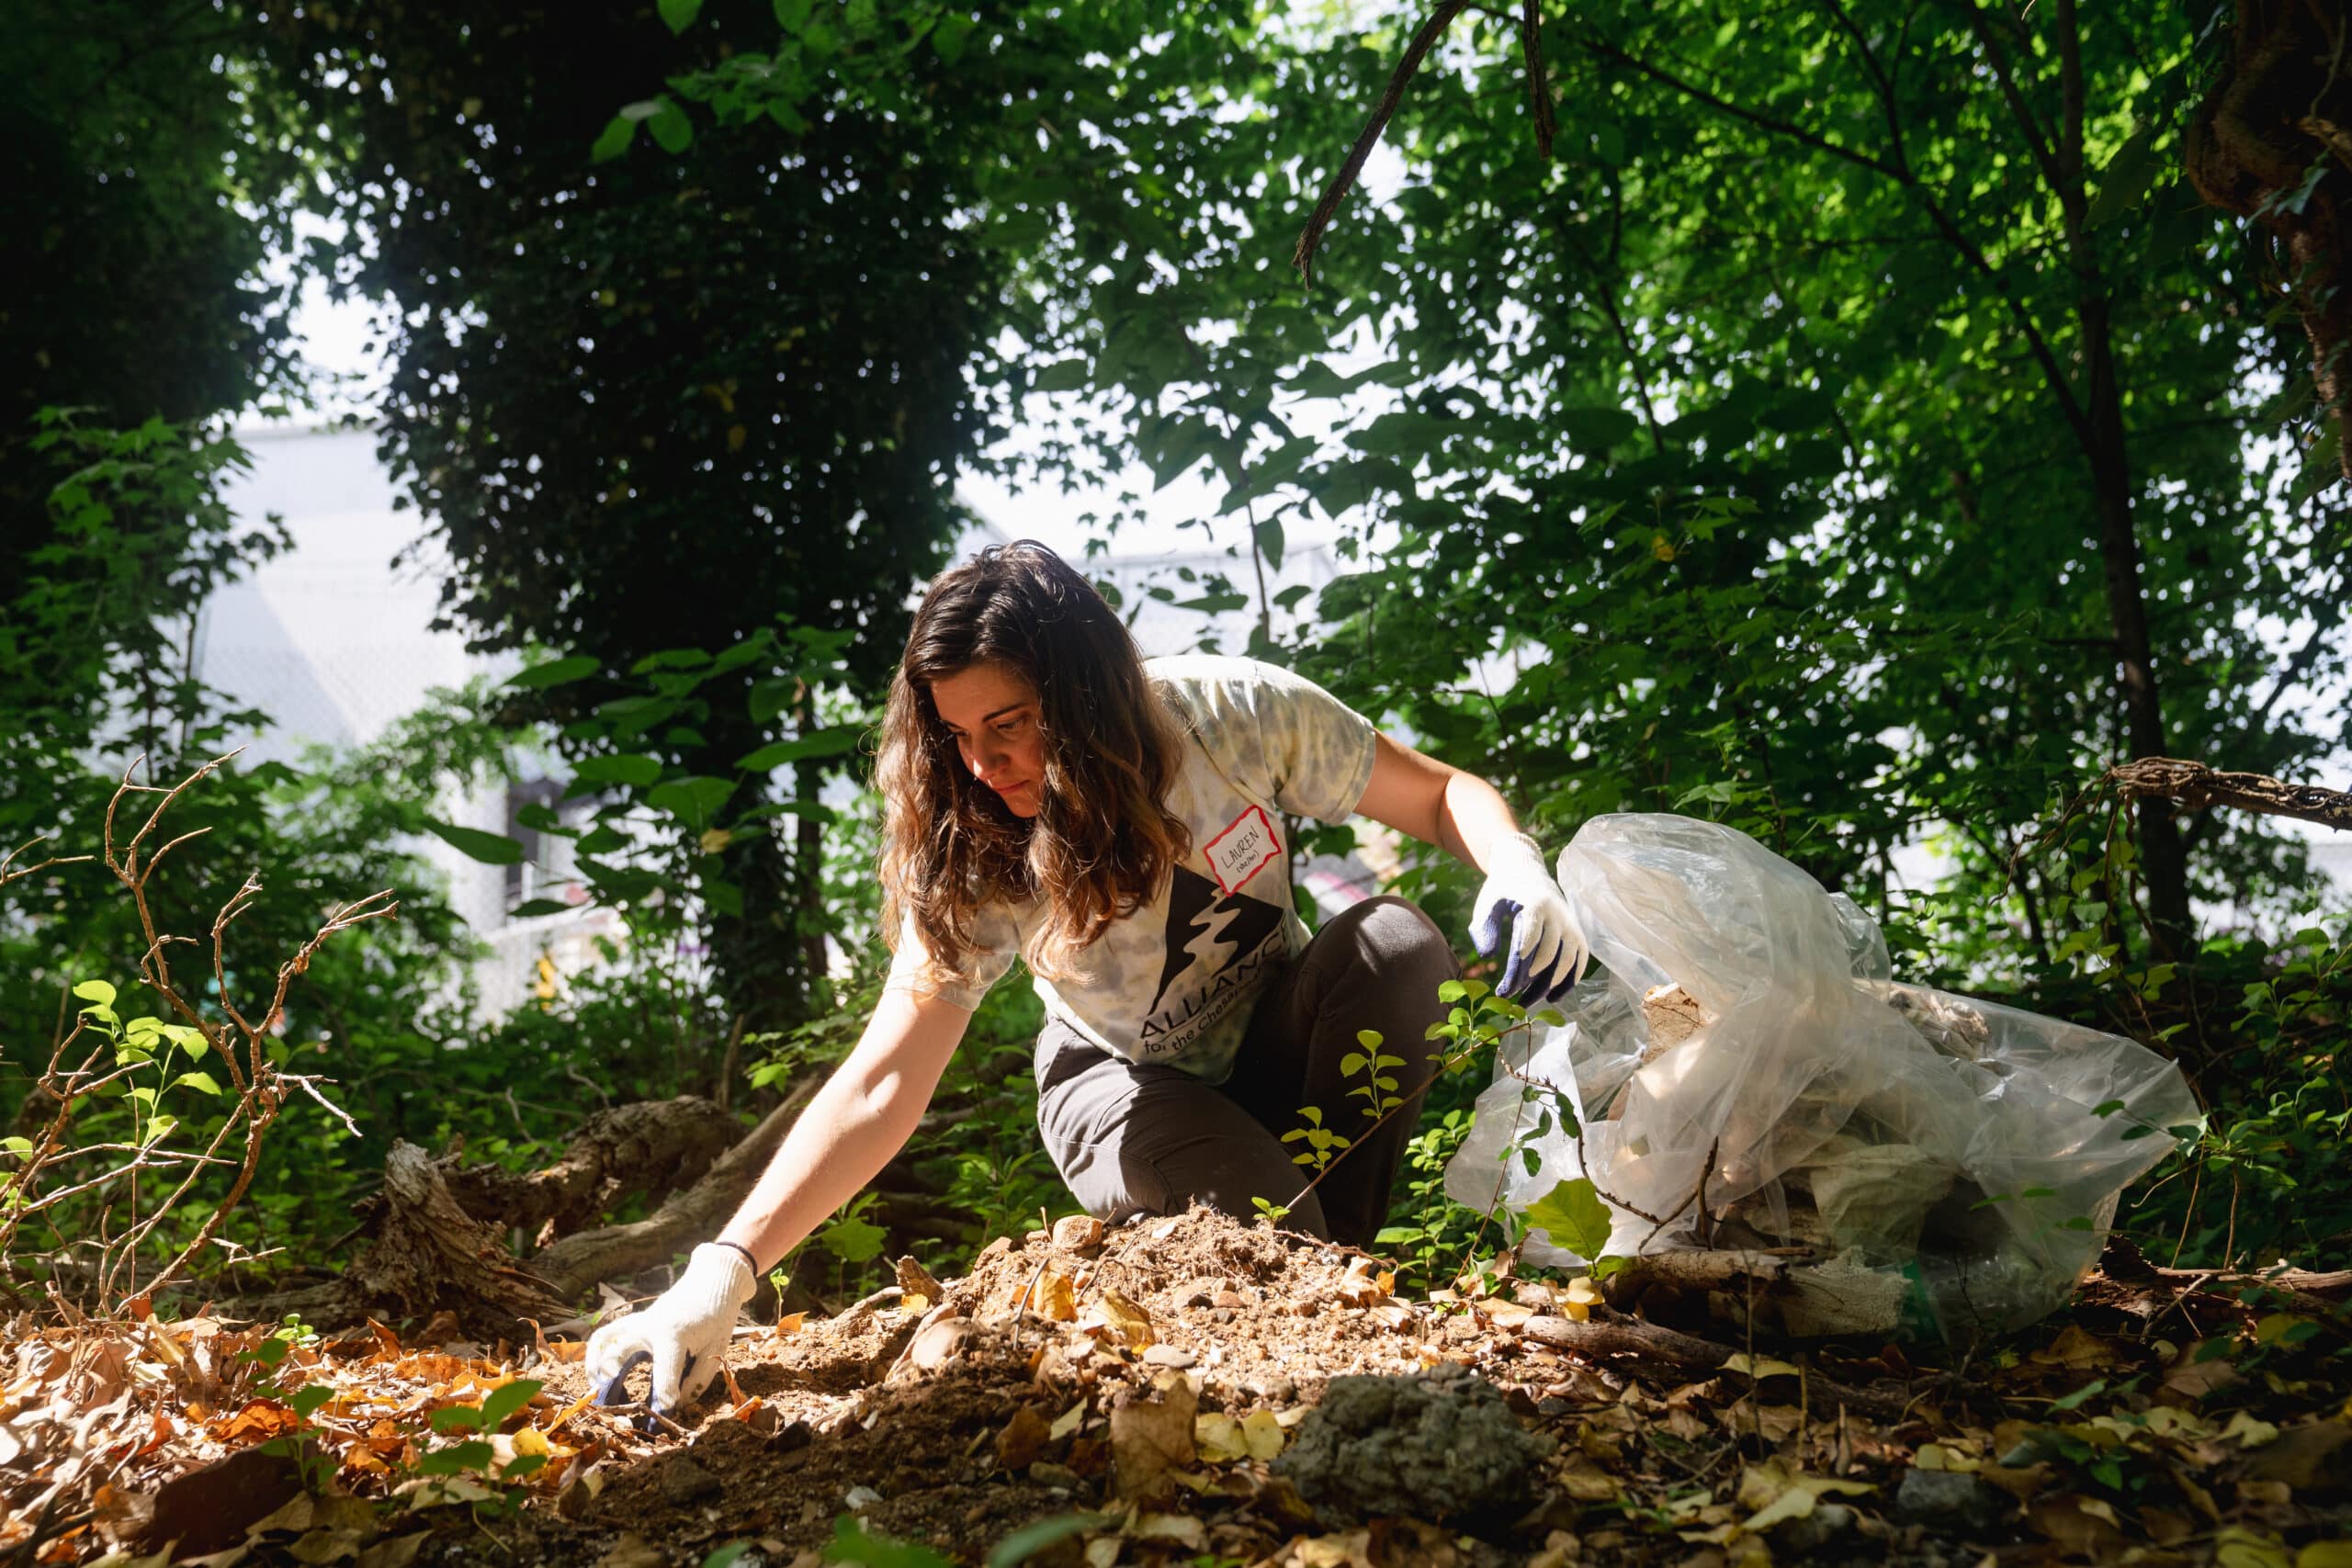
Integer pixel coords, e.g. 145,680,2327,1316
6,1208,2348,1566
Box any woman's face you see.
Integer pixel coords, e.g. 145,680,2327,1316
930,661,1046,819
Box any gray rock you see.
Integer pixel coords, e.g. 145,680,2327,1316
1271,1363,1555,1523
1894,1468,2009,1537
1776,1500,1856,1554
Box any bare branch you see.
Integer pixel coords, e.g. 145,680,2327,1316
0,834,92,890
2108,759,2352,833
1295,0,1473,283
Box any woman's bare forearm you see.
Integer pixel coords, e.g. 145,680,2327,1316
715,990,969,1271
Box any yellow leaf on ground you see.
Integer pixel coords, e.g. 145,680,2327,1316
2215,1528,2293,1568
2222,1411,2283,1449
1196,1413,1248,1463
1097,1289,1154,1348
1743,1485,1815,1532
1721,1353,1802,1380
1029,1269,1078,1322
2033,1326,2118,1370
1128,1515,1205,1549
1241,1408,1286,1461
2297,1542,2352,1568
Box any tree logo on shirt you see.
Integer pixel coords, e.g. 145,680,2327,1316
1146,863,1284,1023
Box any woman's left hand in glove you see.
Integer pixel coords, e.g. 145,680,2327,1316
1470,833,1588,1003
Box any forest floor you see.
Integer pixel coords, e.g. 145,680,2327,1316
6,1207,2349,1568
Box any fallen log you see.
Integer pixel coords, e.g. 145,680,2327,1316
341,1141,570,1335
439,1094,744,1245
526,1078,820,1302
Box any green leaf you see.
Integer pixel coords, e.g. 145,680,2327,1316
1437,979,1467,1004
659,0,702,33
646,775,735,825
172,1071,224,1098
424,819,526,866
509,655,600,691
1,1136,33,1156
430,1404,485,1434
415,1439,495,1475
479,1378,543,1428
649,100,694,155
630,647,712,674
571,753,664,790
289,1384,334,1419
820,1213,888,1265
775,0,813,29
1524,1177,1614,1260
826,1516,955,1568
72,980,118,1008
1031,359,1090,393
590,117,637,163
737,727,861,771
509,898,574,919
2085,122,2165,229
1557,406,1641,451
986,1512,1116,1567
1253,516,1285,572
2050,1378,2108,1411
932,13,974,62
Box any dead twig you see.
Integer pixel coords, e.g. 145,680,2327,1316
2106,757,2352,833
1294,0,1472,283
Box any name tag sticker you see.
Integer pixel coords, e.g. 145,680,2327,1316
1204,805,1282,895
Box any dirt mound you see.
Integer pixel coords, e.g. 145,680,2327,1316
14,1209,2348,1566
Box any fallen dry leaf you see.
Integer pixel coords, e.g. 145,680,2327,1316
1025,1269,1078,1322
997,1404,1052,1472
1094,1289,1155,1348
1109,1375,1197,1497
895,1255,945,1302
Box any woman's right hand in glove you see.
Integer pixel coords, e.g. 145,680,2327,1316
583,1241,758,1417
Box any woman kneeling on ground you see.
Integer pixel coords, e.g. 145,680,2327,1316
587,540,1585,1413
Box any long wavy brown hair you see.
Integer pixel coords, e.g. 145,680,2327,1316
876,541,1191,982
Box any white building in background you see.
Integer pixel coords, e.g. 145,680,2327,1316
201,422,1368,1017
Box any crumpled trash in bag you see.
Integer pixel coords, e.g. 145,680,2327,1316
1444,813,2201,1339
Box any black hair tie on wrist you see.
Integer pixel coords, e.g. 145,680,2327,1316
714,1239,759,1274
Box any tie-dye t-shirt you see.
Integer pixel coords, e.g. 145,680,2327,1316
882,654,1378,1084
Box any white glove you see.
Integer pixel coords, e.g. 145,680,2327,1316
584,1242,757,1417
1469,833,1588,1003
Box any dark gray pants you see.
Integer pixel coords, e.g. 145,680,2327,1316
1033,896,1459,1247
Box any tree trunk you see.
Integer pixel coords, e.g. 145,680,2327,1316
2185,0,2352,481
2055,0,2191,954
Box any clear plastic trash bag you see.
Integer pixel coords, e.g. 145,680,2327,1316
1443,813,2201,1339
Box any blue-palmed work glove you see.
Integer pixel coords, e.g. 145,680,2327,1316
1469,833,1589,1004
584,1242,757,1423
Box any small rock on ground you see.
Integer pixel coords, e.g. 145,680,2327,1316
1894,1468,2010,1536
1271,1362,1555,1523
